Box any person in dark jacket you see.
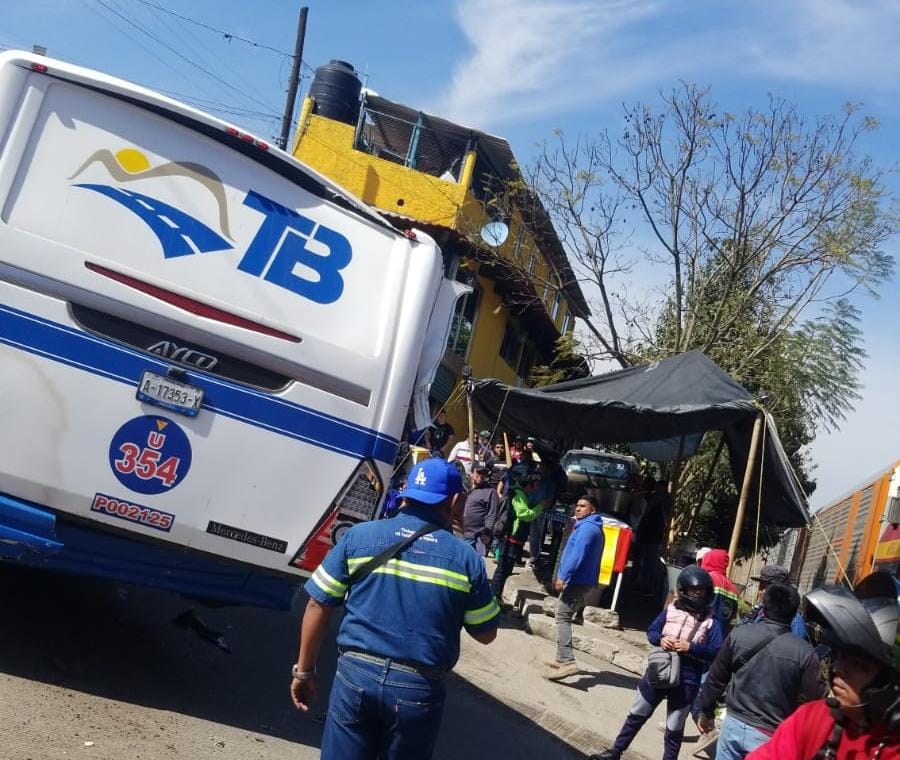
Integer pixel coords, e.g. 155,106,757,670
462,464,499,553
633,477,668,591
593,566,725,760
490,473,542,599
739,564,808,639
544,496,604,681
745,572,899,760
697,583,826,759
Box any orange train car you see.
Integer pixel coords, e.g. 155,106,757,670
795,460,900,592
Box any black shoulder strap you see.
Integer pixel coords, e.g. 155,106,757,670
347,522,442,585
737,628,791,671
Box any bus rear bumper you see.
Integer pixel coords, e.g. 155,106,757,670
0,492,298,610
0,493,64,558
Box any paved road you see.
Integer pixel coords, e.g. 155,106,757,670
0,565,582,760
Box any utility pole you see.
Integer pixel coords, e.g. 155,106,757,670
278,6,309,151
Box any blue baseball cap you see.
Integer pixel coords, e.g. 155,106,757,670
397,459,464,505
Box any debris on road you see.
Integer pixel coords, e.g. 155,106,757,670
172,609,231,653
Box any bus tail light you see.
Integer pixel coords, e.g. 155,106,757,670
291,460,383,572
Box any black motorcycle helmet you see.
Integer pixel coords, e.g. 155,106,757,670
804,572,900,730
676,565,714,615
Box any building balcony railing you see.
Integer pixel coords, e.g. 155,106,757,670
353,102,473,184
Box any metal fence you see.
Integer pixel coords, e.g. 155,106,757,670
354,104,472,182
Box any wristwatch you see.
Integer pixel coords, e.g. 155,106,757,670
291,663,316,681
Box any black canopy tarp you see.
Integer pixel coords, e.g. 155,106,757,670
471,350,809,527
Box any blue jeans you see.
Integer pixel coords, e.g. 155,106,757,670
528,514,546,563
322,653,446,760
715,713,771,760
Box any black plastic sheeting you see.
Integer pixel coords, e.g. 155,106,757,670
471,350,809,528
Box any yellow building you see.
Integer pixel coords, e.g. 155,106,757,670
291,61,589,435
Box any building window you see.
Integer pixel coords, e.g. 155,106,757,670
499,320,523,368
447,281,480,359
512,225,525,261
551,290,562,321
561,312,573,335
527,250,537,276
517,342,535,381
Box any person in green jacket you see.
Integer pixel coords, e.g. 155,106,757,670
490,472,542,599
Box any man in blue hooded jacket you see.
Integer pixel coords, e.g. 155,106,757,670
544,496,605,680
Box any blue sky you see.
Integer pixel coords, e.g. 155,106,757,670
2,0,898,509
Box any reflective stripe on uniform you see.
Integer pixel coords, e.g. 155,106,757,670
311,565,348,599
347,556,472,593
464,598,500,626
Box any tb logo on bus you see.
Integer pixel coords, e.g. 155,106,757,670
72,149,353,305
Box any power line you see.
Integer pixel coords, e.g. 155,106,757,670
129,0,293,57
79,0,203,88
82,0,282,138
135,0,270,107
160,89,273,114
93,0,279,115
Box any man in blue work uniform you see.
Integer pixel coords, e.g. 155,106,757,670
289,458,501,759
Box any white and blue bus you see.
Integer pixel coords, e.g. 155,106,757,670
0,51,453,609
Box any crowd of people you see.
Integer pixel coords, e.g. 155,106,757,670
286,408,900,760
392,411,568,577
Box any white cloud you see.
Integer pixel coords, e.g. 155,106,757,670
430,0,666,129
432,0,900,131
745,0,900,90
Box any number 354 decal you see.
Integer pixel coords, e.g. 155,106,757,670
108,415,192,495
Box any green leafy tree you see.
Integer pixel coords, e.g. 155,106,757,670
529,332,590,387
524,85,896,554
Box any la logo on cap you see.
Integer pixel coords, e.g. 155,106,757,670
414,468,428,486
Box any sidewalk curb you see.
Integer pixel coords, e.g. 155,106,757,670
524,613,647,676
498,574,649,677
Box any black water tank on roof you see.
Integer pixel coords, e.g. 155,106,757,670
309,60,362,125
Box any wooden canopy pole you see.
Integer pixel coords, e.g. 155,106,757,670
666,434,687,544
464,370,475,469
727,410,765,578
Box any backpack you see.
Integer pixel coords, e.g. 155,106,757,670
492,494,513,539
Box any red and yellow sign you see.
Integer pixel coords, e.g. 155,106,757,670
875,522,900,564
599,524,633,585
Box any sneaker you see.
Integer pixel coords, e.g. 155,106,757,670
543,660,579,680
590,751,620,760
543,659,562,669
